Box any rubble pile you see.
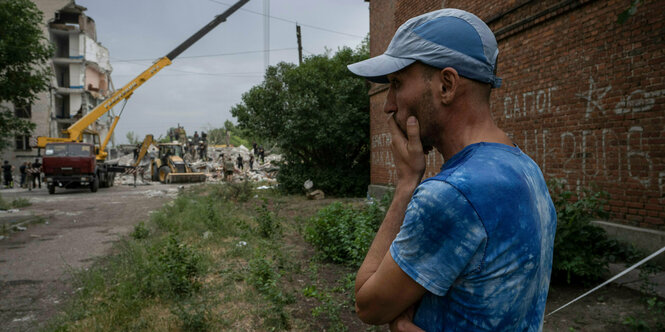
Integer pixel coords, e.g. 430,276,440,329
110,144,281,185
200,145,280,183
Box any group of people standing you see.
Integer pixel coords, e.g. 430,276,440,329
2,159,42,190
219,143,266,182
189,131,208,161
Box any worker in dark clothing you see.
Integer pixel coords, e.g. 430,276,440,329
32,158,42,189
199,142,206,161
249,154,254,170
2,160,14,188
258,146,265,163
236,155,243,170
133,144,140,162
19,162,27,188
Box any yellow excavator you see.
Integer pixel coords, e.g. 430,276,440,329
133,135,205,184
36,0,249,191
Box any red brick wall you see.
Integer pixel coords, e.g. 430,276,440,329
367,0,665,229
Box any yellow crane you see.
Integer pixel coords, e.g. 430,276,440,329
37,0,249,189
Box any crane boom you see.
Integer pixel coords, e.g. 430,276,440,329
37,0,250,157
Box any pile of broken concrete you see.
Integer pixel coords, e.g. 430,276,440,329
110,144,281,186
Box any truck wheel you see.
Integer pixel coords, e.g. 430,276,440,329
91,175,99,192
159,166,170,184
48,184,55,195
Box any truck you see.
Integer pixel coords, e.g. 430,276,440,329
43,142,102,194
37,0,249,194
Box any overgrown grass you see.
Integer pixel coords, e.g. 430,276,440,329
0,194,31,210
47,182,370,331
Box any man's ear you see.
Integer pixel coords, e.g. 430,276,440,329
437,67,459,105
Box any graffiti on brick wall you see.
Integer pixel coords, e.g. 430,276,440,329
504,86,558,119
517,76,665,201
371,132,394,169
520,126,658,193
577,76,665,118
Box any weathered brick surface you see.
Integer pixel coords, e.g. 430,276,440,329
367,0,665,229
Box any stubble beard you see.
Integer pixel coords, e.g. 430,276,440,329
392,86,438,155
416,88,438,154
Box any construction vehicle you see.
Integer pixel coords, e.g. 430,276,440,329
133,135,205,184
37,0,249,193
43,142,99,194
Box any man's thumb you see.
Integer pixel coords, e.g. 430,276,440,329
406,116,421,147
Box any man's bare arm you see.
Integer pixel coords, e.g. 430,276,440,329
355,115,427,324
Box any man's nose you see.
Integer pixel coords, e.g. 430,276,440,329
383,88,397,114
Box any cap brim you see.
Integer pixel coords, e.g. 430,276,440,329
347,54,416,84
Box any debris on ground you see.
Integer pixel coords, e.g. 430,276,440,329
111,143,281,186
307,189,325,200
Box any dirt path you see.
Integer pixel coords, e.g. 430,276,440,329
0,182,182,331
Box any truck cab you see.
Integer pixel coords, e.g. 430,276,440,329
43,142,98,194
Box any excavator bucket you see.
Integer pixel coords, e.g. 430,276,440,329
165,172,206,184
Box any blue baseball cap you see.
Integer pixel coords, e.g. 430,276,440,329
348,8,502,88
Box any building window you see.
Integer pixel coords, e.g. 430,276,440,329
15,135,31,151
14,103,31,118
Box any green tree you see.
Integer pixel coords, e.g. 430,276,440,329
0,0,53,152
231,42,370,196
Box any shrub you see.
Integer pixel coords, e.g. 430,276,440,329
305,200,384,266
158,235,205,298
549,178,643,285
173,299,211,332
131,222,150,239
255,201,280,238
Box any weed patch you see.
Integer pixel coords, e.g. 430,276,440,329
304,200,384,266
0,195,31,210
47,184,380,331
131,221,150,239
548,179,650,285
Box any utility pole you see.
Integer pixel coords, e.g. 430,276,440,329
296,24,303,65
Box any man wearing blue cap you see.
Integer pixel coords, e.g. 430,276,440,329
349,9,556,331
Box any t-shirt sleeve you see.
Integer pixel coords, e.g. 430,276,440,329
390,180,487,297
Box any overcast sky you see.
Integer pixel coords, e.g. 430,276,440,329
74,0,369,144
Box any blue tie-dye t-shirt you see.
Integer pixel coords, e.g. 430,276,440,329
389,142,557,331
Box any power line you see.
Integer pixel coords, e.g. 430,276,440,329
111,47,297,62
111,59,264,77
204,0,365,39
113,72,263,77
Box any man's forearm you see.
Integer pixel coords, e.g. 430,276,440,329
356,183,417,292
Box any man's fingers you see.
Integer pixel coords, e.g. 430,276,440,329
387,114,406,145
405,116,423,153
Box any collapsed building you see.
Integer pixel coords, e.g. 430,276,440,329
114,144,281,186
1,1,114,169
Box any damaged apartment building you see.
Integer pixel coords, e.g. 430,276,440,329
1,0,114,165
